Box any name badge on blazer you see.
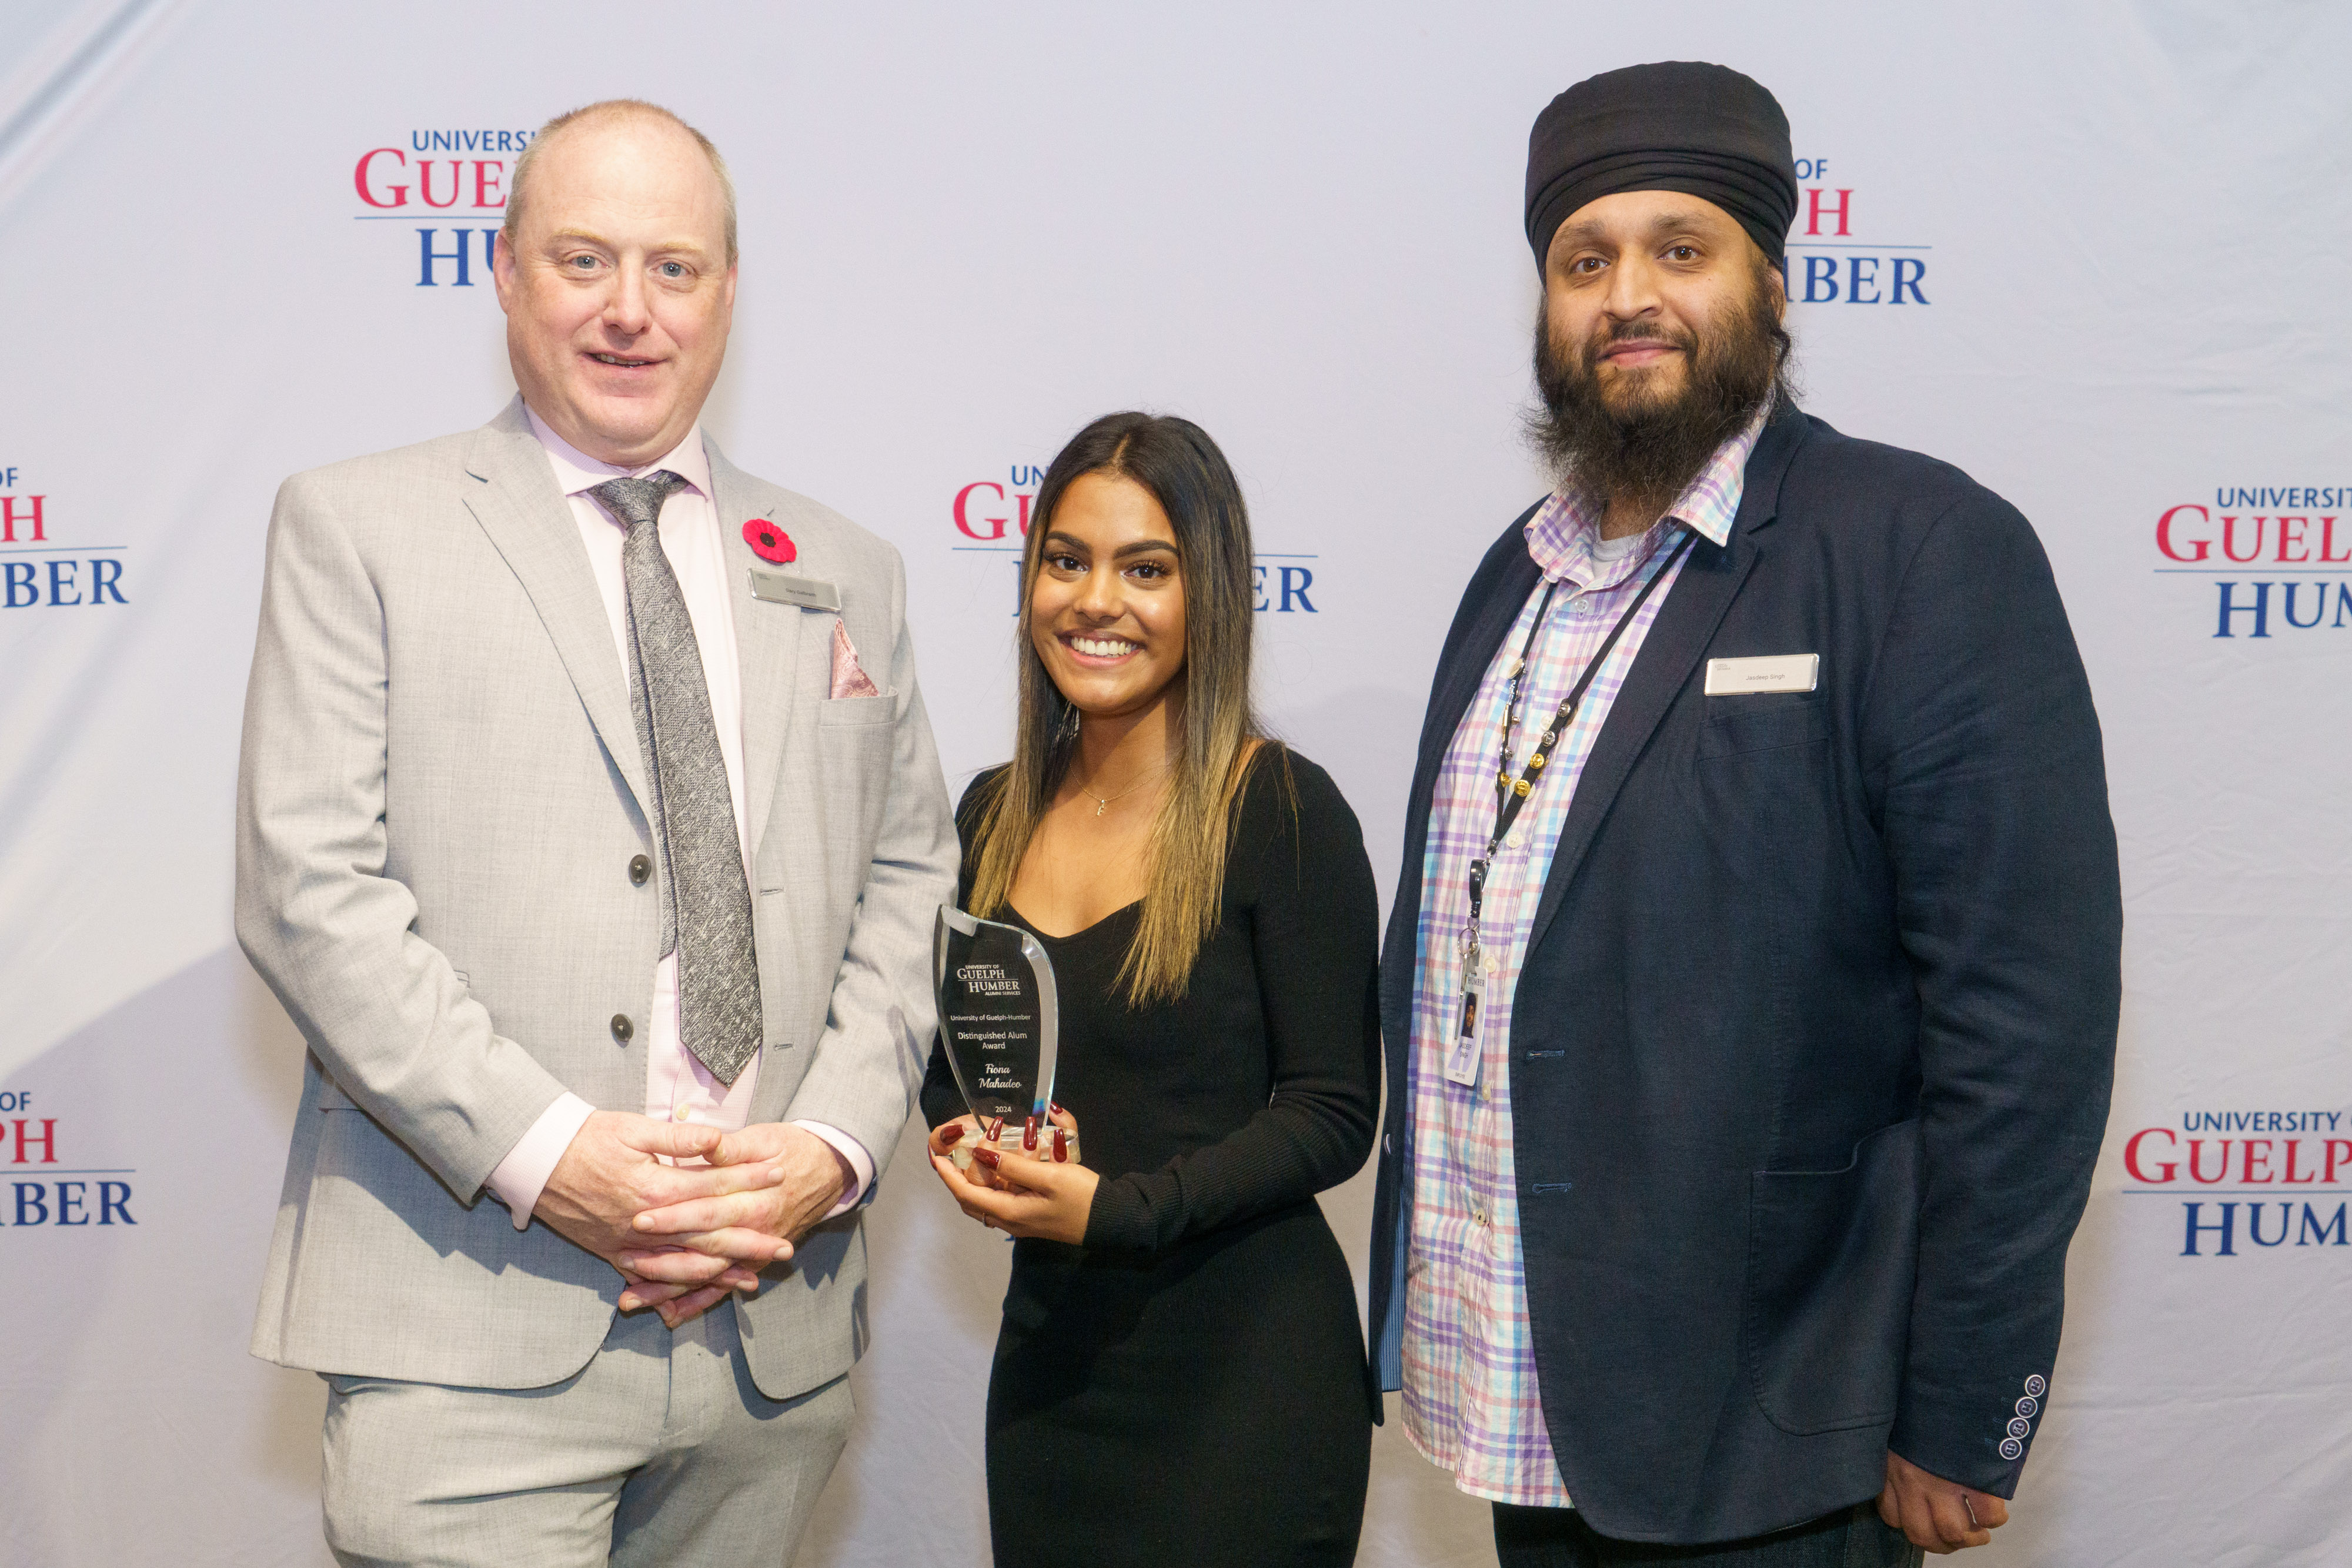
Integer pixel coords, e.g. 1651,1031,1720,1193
749,568,842,613
1704,653,1819,696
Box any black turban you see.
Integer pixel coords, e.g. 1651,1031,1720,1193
1524,61,1797,269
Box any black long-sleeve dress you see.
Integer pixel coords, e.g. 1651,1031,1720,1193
921,745,1381,1568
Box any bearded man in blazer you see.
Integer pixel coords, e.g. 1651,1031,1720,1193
235,99,956,1566
1367,64,2121,1564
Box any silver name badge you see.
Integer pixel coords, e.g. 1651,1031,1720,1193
749,569,843,613
1704,653,1819,696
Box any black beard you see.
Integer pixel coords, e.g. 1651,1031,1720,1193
1528,271,1788,520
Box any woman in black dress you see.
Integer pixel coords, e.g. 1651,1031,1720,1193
923,411,1379,1568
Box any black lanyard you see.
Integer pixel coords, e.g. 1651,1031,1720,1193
1462,528,1695,957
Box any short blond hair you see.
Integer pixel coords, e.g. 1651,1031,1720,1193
503,99,738,265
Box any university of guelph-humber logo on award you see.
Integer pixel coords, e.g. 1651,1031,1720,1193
956,962,1023,996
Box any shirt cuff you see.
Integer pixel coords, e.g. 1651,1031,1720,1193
791,1120,874,1218
486,1092,596,1229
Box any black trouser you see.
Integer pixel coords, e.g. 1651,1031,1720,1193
1492,1502,1924,1568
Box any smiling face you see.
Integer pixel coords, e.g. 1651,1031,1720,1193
1531,189,1786,516
1028,471,1188,723
492,110,736,467
1541,189,1778,413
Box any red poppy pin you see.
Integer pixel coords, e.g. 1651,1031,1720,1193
743,519,795,563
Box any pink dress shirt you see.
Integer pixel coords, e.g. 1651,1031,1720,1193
483,407,871,1228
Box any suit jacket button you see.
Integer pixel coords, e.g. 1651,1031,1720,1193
612,1013,634,1044
628,854,652,886
1999,1437,2024,1462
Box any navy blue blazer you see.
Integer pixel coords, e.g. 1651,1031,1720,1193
1369,403,2121,1544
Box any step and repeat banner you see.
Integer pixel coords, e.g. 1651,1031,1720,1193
2,3,2345,1564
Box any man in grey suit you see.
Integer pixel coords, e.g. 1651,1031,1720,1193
236,98,956,1565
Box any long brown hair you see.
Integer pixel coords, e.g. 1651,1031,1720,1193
966,412,1270,1006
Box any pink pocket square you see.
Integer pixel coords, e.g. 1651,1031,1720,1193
830,619,881,700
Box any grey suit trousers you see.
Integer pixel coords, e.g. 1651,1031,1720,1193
321,1299,852,1568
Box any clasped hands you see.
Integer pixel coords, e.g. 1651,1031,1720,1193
926,1106,1097,1246
532,1111,851,1329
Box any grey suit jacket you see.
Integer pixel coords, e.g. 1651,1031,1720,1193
237,396,957,1399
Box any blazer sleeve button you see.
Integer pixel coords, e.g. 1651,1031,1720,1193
611,1013,634,1044
628,854,652,886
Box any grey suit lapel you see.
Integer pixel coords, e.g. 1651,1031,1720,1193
461,398,652,818
707,438,803,856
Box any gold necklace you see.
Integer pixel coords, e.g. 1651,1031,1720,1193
1074,765,1164,817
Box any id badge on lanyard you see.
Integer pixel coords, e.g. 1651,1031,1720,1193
1445,942,1487,1087
1442,531,1693,1095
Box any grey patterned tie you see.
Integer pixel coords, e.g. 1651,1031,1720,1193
593,472,762,1085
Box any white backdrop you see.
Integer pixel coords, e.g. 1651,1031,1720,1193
3,4,2348,1565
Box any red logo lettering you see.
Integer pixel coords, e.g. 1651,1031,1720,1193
2187,1138,2231,1183
11,1118,57,1164
419,159,463,210
1,494,45,544
1805,188,1853,236
354,147,409,208
2124,1126,2177,1183
954,481,1008,541
2221,516,2265,563
2241,1138,2275,1183
2155,503,2210,563
2321,517,2352,564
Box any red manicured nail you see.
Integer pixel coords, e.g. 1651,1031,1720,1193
1050,1101,1065,1116
940,1123,964,1145
1053,1128,1068,1162
974,1146,1001,1169
1024,1115,1039,1151
987,1116,1004,1142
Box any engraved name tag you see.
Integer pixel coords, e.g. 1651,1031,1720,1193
1704,653,1819,696
749,569,842,612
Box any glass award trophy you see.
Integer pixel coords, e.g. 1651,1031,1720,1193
934,905,1072,1165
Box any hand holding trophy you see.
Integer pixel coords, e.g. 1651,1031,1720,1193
930,907,1094,1242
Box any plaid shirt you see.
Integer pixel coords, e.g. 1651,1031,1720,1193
1400,412,1765,1506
